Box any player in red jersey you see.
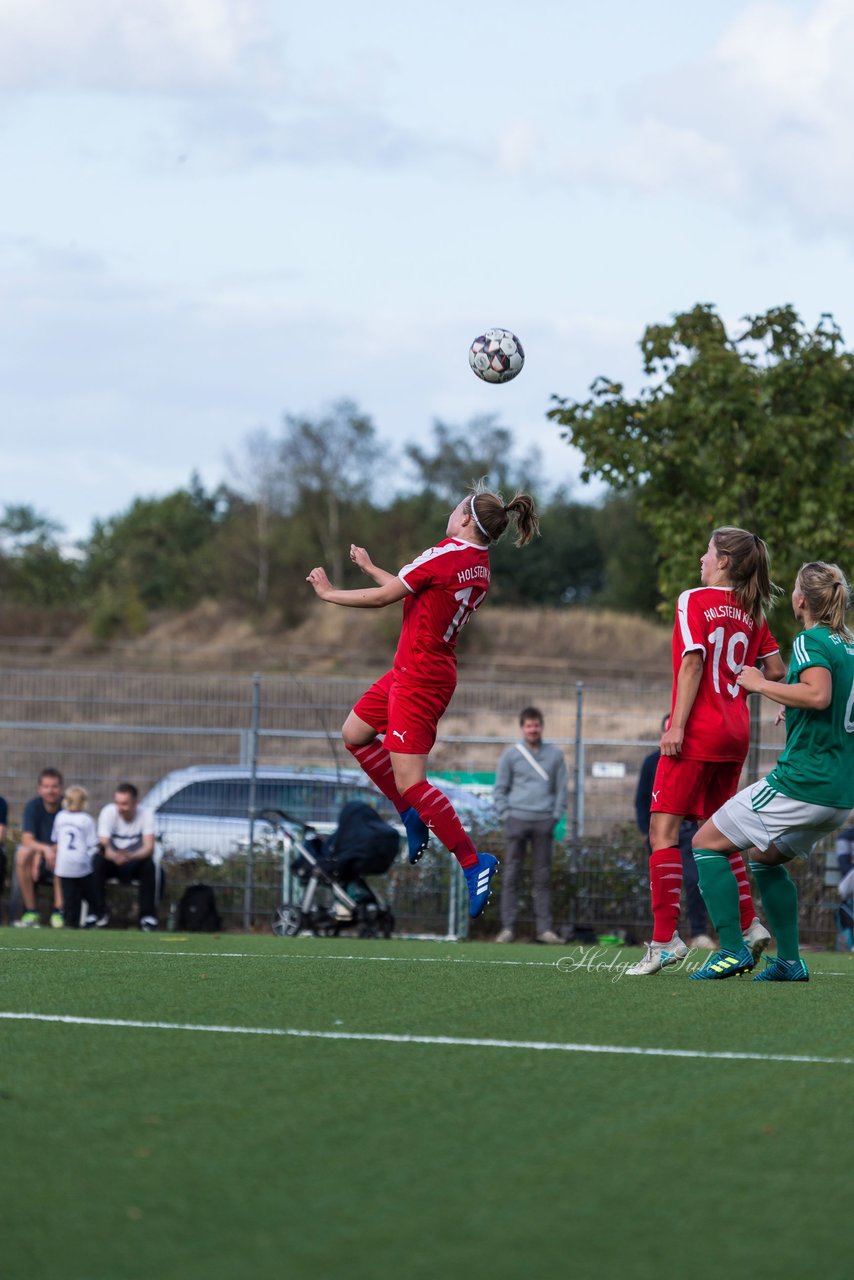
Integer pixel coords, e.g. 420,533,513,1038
627,526,786,975
306,485,539,918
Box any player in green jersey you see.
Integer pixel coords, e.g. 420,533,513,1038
687,561,854,981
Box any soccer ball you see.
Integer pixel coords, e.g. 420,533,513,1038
468,328,525,384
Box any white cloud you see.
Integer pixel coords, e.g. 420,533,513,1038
0,1,465,175
496,120,539,177
0,235,613,534
564,0,854,236
173,97,439,170
0,0,283,94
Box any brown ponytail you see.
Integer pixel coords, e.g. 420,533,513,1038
466,483,540,548
711,526,778,619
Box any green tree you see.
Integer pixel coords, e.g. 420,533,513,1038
226,429,290,609
405,415,542,504
548,303,854,637
278,399,382,584
591,493,660,616
83,476,222,627
0,504,79,607
229,400,383,598
489,488,604,606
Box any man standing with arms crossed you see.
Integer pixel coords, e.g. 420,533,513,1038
494,707,568,944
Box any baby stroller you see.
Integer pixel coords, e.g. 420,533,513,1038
270,800,398,939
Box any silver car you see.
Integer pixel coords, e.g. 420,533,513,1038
140,765,495,865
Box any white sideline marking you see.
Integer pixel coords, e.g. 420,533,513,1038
1,1011,851,1065
0,945,556,968
1,944,851,976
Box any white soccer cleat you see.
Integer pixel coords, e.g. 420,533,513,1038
626,932,689,976
743,917,772,961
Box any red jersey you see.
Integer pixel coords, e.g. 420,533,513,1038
395,537,491,683
670,586,779,761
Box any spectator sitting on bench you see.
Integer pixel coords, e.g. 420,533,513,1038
91,782,158,931
14,767,65,928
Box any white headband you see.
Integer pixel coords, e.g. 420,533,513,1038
469,495,490,541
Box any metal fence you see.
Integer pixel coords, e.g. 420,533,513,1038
0,667,843,943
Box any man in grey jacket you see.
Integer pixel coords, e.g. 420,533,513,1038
493,706,568,944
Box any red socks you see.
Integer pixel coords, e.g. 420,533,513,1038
401,780,477,868
346,741,405,812
650,846,683,943
729,851,757,932
345,743,478,870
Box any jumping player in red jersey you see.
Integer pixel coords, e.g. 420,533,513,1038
306,485,539,918
627,526,786,975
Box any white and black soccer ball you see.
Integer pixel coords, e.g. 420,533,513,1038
468,328,525,384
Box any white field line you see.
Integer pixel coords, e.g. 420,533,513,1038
1,943,851,977
0,1011,851,1065
0,945,556,968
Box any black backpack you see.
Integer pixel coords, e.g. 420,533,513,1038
177,884,222,933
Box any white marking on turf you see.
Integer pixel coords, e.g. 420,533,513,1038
0,1011,851,1065
0,944,850,976
0,945,556,968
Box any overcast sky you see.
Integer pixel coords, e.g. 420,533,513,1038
3,0,854,539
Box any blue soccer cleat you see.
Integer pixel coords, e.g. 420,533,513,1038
752,956,810,982
689,944,755,980
402,807,430,865
464,853,499,918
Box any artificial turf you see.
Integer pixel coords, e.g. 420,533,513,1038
2,928,851,1280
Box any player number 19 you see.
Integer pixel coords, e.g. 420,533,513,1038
709,627,749,698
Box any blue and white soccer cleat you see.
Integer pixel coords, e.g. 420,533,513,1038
464,853,499,918
752,956,810,982
689,944,755,980
402,807,430,865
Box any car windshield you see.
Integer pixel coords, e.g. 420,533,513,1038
157,777,398,826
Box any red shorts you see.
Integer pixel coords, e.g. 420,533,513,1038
353,669,456,756
650,756,744,823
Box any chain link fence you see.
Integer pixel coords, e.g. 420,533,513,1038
0,668,842,944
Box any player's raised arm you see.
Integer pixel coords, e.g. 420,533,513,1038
306,566,408,609
349,544,398,586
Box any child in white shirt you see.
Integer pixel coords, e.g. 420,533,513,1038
51,786,99,929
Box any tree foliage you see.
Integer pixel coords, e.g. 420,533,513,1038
405,415,542,504
83,476,224,621
2,405,661,638
0,505,79,607
548,303,854,635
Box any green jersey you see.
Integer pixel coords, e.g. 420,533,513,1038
767,625,854,809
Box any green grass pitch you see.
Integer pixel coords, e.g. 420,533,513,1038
2,929,851,1280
